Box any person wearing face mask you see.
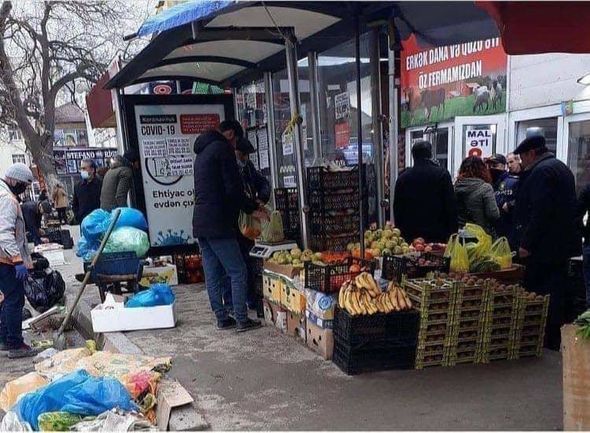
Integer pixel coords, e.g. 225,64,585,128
486,154,519,245
72,159,102,224
0,163,36,358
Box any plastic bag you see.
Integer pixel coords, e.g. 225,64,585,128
81,209,112,242
103,227,149,258
24,270,65,313
261,210,284,243
0,411,32,431
70,409,156,432
126,284,175,308
445,234,469,273
75,352,171,380
490,237,513,269
35,348,93,381
76,236,100,262
14,370,137,431
239,211,261,240
38,412,83,431
463,223,493,263
114,208,148,232
0,373,47,412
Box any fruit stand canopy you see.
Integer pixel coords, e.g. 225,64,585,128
105,1,499,90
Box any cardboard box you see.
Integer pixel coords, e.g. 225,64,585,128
263,260,300,279
270,301,287,332
140,264,178,287
305,289,337,321
262,299,274,326
286,311,306,341
281,282,306,313
156,380,194,431
305,309,333,329
562,324,590,430
306,320,334,360
91,296,177,333
263,273,283,303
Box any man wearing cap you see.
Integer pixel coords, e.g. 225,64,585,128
100,149,139,211
0,163,36,358
486,154,519,243
513,132,581,350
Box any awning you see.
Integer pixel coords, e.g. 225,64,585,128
477,1,590,55
106,1,500,90
86,71,116,128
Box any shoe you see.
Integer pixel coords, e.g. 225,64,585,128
0,341,8,352
7,344,38,359
236,318,262,333
217,317,237,330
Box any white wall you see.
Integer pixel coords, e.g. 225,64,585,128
509,53,590,111
0,139,30,176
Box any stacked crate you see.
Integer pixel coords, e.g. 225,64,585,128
403,278,460,369
274,188,300,243
509,290,550,359
306,166,361,252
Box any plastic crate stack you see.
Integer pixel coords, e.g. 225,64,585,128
403,278,461,369
274,188,300,244
509,288,550,359
304,257,376,294
381,253,450,283
306,166,361,252
332,307,420,375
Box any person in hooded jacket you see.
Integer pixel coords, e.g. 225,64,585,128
455,155,500,236
193,122,266,333
100,150,138,211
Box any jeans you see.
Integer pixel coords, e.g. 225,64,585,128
0,264,25,349
583,246,590,308
524,260,568,351
198,237,248,323
222,234,259,310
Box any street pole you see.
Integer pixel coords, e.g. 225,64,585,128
388,27,399,225
355,13,366,258
264,71,280,208
308,51,322,161
370,27,385,227
285,31,309,249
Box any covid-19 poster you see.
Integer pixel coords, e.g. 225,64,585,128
124,95,233,249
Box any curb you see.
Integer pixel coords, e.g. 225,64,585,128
70,296,210,431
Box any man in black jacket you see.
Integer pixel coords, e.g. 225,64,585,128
514,134,582,350
72,159,102,224
193,127,263,332
577,182,590,307
393,141,457,243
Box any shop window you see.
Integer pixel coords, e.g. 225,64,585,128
567,119,590,190
12,154,26,164
272,69,297,188
516,117,558,154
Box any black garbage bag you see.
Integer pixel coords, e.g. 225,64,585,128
24,270,65,313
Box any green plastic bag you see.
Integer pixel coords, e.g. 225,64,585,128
38,412,84,431
103,227,149,258
261,210,284,243
445,234,469,273
490,237,513,269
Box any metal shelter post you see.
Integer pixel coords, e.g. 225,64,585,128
307,51,322,160
388,26,399,225
285,32,309,249
263,71,280,207
369,27,385,227
355,14,366,258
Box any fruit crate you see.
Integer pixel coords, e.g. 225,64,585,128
307,165,361,191
309,232,359,253
333,338,417,375
382,254,450,283
308,189,359,212
304,257,376,293
309,211,360,235
512,292,550,331
403,278,460,316
274,187,299,210
333,307,420,346
274,188,301,243
415,347,449,369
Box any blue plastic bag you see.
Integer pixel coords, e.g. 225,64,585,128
126,283,175,308
114,207,148,232
76,236,100,262
81,209,112,242
103,227,150,258
13,370,136,430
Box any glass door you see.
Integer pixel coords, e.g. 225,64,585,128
564,114,590,191
405,123,453,172
453,114,506,177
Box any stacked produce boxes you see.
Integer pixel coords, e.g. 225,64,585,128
274,188,300,244
306,166,361,252
509,289,550,359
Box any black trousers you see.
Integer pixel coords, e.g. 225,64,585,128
57,207,67,223
523,260,568,351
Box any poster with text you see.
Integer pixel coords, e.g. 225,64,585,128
135,104,224,247
401,35,507,128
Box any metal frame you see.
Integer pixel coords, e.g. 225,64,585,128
388,38,399,225
307,51,322,160
264,71,280,203
369,27,385,226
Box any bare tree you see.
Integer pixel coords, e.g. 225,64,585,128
0,0,147,184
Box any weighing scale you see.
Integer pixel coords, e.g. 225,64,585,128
249,240,299,259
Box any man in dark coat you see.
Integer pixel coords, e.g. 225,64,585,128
21,197,43,245
72,159,102,224
514,133,582,350
577,182,590,307
192,126,263,333
393,141,457,243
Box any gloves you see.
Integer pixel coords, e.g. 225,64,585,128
14,264,28,281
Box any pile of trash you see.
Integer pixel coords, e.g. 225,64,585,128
0,344,172,431
77,208,150,262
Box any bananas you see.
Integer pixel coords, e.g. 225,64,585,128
338,273,413,315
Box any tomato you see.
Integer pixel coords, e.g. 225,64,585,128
415,244,425,252
349,264,361,273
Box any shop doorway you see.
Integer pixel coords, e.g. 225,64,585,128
405,122,454,172
453,114,506,176
565,114,590,191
